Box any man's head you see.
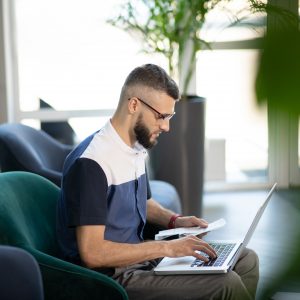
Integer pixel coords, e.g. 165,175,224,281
121,64,179,100
118,64,179,149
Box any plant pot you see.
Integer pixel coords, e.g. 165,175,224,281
149,96,206,216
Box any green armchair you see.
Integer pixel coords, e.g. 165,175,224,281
0,171,128,300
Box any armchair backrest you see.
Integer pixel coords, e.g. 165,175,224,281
0,172,60,256
0,172,129,300
0,123,72,186
0,245,44,300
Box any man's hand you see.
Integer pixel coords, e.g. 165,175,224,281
175,216,208,228
165,235,217,262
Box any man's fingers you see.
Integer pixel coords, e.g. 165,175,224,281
177,216,209,228
194,251,210,262
199,218,209,226
192,240,217,259
192,216,208,228
172,236,217,259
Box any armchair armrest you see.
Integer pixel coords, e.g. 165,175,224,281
25,247,128,300
38,168,62,187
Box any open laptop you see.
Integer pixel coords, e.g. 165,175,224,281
154,183,277,275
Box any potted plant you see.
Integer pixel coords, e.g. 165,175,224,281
107,0,269,216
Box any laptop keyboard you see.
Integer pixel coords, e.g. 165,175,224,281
191,243,236,267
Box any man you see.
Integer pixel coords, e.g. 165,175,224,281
57,64,259,299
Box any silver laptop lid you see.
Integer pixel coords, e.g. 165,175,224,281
243,183,277,246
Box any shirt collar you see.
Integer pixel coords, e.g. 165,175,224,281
104,120,148,157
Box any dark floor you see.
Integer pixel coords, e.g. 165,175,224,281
202,187,300,299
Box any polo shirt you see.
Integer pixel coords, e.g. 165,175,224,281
56,120,151,263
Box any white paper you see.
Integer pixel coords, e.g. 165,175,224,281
154,218,226,240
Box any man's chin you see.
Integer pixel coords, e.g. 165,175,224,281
150,139,158,148
150,136,159,146
141,138,157,149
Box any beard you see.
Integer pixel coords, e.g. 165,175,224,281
134,114,158,149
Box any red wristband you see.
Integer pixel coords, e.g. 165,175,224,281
168,214,182,229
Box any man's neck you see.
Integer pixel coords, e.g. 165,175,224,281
110,116,135,148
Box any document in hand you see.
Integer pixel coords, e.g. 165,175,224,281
154,218,226,240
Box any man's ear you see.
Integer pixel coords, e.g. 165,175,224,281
128,97,139,115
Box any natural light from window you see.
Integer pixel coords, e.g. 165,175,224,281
14,0,268,185
197,49,268,185
15,0,167,138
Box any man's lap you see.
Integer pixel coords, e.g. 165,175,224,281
111,248,259,300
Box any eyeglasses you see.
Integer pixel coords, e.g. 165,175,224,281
128,97,175,120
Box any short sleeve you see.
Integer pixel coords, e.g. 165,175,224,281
64,158,108,226
145,167,152,200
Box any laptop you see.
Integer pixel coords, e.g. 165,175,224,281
154,183,277,275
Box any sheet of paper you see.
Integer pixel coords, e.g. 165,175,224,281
155,218,226,240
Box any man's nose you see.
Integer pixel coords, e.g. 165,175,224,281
159,119,170,132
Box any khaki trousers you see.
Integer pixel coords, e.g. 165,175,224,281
112,248,259,300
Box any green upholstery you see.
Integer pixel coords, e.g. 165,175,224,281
0,171,128,300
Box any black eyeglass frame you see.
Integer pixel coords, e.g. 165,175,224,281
128,97,176,120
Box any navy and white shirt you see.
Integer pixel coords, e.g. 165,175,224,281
56,121,151,263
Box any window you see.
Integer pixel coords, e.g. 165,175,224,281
10,0,299,188
14,0,167,137
198,49,268,186
197,0,268,187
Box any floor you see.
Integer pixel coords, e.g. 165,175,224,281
202,187,300,299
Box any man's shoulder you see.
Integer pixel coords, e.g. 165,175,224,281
64,129,110,168
63,156,108,190
63,132,109,179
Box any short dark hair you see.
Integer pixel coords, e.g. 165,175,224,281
123,64,179,100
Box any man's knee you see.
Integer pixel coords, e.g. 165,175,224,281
236,248,259,276
213,271,252,300
242,248,259,264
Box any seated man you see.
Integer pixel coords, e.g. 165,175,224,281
57,64,259,300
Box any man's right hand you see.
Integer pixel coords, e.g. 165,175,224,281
164,235,217,262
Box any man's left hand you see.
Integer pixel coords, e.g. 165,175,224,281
175,216,208,228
